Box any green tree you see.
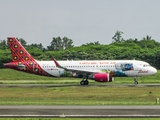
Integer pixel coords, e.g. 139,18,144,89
112,30,124,43
17,38,27,47
30,43,44,51
47,37,73,50
62,37,74,49
143,35,152,40
82,41,100,46
0,40,8,49
26,46,43,59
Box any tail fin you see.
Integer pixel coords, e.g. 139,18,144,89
7,37,35,62
6,37,50,76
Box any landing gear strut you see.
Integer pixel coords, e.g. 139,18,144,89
134,77,138,85
80,75,89,85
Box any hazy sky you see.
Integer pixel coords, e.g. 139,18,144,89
1,0,160,47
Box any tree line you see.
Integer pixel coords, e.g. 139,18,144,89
0,31,160,69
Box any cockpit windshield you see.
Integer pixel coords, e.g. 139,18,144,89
143,64,151,67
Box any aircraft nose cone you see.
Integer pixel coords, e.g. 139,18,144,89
152,67,157,75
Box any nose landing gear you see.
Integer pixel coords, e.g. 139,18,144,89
134,77,138,85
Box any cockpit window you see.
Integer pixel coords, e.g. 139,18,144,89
143,64,151,67
121,63,134,71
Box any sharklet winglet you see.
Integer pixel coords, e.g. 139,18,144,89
52,57,67,70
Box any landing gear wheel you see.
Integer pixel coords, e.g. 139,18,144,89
134,81,138,85
134,77,138,85
80,80,89,85
80,80,85,85
80,75,89,85
84,80,89,85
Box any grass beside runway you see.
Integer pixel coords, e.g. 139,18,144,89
0,86,160,105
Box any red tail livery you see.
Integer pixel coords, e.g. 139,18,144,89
5,37,50,76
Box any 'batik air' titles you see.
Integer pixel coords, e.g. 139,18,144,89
79,61,116,65
4,37,157,85
138,70,148,73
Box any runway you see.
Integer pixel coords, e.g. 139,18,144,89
0,105,160,118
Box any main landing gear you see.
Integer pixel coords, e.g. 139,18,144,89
80,75,89,85
134,76,138,85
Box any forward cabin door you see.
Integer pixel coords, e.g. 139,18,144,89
133,62,138,71
115,62,122,70
133,62,138,76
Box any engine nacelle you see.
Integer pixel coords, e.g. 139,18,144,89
93,73,113,82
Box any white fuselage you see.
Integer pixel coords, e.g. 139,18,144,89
36,60,157,77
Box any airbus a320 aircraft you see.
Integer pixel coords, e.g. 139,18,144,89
4,37,157,85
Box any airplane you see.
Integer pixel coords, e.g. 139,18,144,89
4,37,157,85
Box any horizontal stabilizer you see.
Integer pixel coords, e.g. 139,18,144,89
4,63,25,70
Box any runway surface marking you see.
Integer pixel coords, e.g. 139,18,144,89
0,105,160,118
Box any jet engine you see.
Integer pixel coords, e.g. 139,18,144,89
93,73,113,82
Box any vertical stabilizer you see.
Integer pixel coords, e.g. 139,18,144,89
7,37,35,62
6,37,50,76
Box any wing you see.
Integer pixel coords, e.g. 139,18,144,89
52,58,102,74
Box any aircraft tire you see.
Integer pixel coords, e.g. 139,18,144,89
134,81,138,85
80,80,89,85
80,80,85,85
84,80,89,85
